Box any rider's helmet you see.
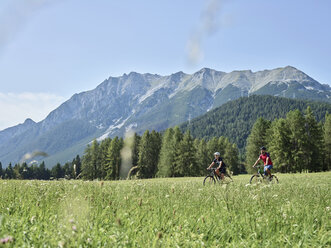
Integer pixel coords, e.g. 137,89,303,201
260,146,266,150
214,152,220,156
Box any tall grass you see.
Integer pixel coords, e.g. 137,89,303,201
0,172,330,247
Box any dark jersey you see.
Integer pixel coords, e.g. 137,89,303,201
213,157,226,168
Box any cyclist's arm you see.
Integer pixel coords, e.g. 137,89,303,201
207,162,215,169
253,158,261,167
266,156,269,165
217,161,224,169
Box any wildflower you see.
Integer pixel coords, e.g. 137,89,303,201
272,194,278,198
69,219,75,224
245,184,250,187
165,195,170,198
326,206,330,211
0,236,13,244
72,225,77,231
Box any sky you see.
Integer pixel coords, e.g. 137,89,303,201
0,0,330,130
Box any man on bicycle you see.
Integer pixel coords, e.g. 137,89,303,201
207,152,226,180
253,146,273,178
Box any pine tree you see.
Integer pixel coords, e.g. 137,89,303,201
137,130,161,178
171,127,183,177
304,107,324,172
105,137,123,180
176,131,198,177
245,117,271,173
82,144,93,180
149,130,162,176
267,118,292,172
207,137,220,158
157,128,175,177
21,162,32,179
13,163,21,179
99,138,112,179
217,136,227,156
82,140,101,180
324,113,331,171
51,163,64,179
195,139,210,176
72,155,82,179
286,110,307,172
223,139,240,175
0,162,2,179
91,139,102,179
63,162,73,178
132,133,141,167
39,161,49,180
5,163,14,179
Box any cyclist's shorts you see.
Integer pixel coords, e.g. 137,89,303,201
264,165,273,175
217,166,226,174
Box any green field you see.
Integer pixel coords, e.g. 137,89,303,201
0,173,330,247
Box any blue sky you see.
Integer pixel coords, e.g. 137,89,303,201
0,0,330,130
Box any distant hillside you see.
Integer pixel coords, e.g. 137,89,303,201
180,95,331,151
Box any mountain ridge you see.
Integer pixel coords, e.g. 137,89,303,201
1,66,330,166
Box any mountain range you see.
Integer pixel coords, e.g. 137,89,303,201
1,66,330,167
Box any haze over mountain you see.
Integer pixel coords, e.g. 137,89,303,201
1,66,330,166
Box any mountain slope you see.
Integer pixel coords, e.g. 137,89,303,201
180,95,331,151
0,66,330,166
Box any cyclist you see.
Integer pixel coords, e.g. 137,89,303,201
253,146,273,178
207,152,226,180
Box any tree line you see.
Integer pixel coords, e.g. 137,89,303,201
81,127,241,180
245,107,331,173
1,104,330,180
181,95,331,152
0,155,82,180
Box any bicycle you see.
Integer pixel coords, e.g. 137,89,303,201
250,165,279,184
203,168,233,185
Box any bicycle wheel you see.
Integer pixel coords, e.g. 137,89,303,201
250,174,262,184
269,175,279,184
203,176,216,186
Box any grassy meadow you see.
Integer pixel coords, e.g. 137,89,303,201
0,172,330,247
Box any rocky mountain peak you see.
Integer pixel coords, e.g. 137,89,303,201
23,118,36,125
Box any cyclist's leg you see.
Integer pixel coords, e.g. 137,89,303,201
264,165,273,177
219,167,226,180
215,167,221,178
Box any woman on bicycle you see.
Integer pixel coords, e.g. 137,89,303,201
253,146,273,178
207,152,226,180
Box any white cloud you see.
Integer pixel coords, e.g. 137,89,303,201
0,92,65,131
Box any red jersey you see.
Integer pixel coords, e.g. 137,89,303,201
259,152,273,165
